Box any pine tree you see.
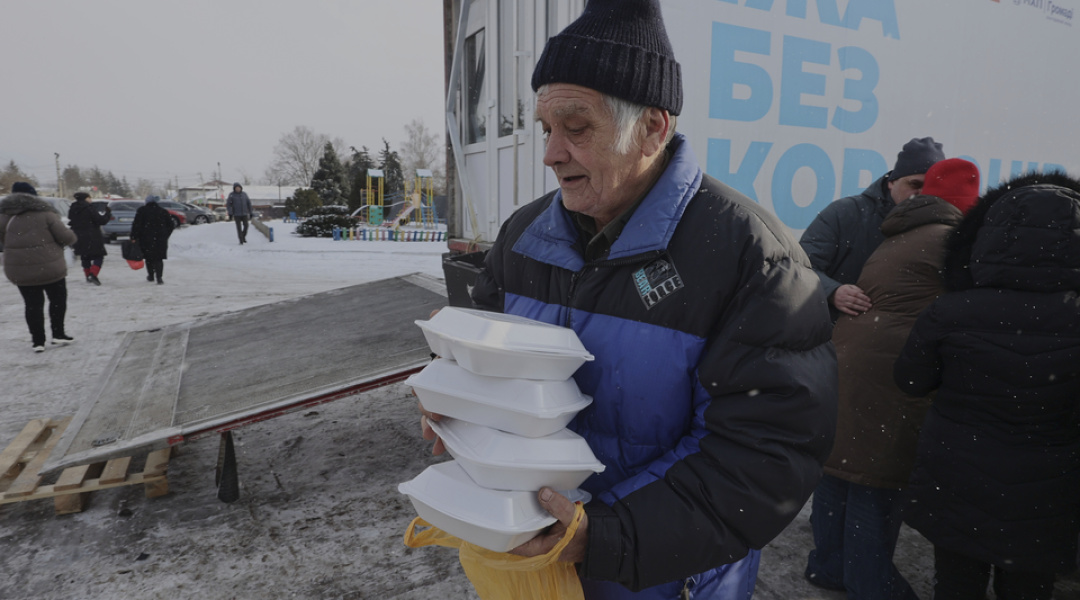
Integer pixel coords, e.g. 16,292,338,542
0,160,39,193
347,146,376,212
378,139,404,201
284,187,322,217
310,142,349,207
61,165,85,195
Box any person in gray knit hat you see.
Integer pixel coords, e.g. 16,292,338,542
800,136,946,320
418,0,837,597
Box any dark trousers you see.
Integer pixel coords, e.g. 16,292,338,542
234,216,249,242
18,279,67,346
145,258,164,281
80,255,104,269
805,473,919,599
933,545,1056,600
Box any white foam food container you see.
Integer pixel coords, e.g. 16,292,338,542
398,461,591,553
407,358,592,438
429,418,605,491
416,307,594,380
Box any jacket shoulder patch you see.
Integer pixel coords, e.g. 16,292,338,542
633,257,683,309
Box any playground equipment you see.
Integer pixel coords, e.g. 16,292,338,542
382,169,438,229
366,169,385,226
414,169,438,228
337,168,444,242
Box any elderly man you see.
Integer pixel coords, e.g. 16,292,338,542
420,0,837,597
800,137,945,319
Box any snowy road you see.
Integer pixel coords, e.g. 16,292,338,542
2,220,1075,598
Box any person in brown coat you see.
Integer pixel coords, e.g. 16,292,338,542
804,158,980,598
0,182,79,352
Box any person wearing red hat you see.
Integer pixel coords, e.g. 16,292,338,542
805,158,979,597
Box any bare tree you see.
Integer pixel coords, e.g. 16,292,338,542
399,119,446,194
266,126,347,187
133,178,157,199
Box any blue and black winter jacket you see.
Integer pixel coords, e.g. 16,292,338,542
472,134,838,598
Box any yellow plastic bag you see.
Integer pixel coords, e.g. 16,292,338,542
403,502,586,600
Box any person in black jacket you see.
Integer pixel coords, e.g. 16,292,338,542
894,171,1080,600
130,195,175,285
418,1,837,597
800,137,945,321
67,192,111,285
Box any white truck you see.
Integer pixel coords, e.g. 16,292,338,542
440,0,1078,275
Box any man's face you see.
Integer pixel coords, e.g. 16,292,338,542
888,174,925,204
536,83,649,227
234,186,241,193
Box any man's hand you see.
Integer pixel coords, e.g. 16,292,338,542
831,284,872,316
416,308,448,455
418,402,446,456
509,487,588,562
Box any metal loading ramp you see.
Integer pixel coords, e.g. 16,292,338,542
40,273,447,478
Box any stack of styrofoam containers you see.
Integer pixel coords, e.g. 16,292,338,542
398,307,604,552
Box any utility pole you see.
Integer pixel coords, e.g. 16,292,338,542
54,153,63,197
217,162,224,202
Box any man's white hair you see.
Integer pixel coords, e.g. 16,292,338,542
603,94,649,155
537,85,676,156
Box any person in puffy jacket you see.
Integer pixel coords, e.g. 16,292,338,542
800,137,946,321
131,195,175,284
805,158,980,598
419,1,838,597
0,182,78,352
894,171,1080,600
67,192,111,285
226,183,252,244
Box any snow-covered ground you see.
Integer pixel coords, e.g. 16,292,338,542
1,220,1074,599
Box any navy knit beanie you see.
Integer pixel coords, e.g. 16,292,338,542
531,0,683,115
890,137,945,181
11,181,37,195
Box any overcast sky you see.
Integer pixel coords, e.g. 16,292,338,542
2,0,446,190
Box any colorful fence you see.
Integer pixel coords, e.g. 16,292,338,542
331,226,447,242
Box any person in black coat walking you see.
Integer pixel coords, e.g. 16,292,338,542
894,171,1080,600
67,192,110,285
130,195,175,284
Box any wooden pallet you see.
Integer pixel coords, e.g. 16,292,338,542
0,417,172,515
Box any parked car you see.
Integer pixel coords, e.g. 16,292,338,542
185,202,218,223
98,200,141,241
159,200,212,225
41,196,73,216
213,207,229,220
97,200,183,241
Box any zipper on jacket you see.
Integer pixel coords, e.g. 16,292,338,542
565,270,582,328
563,249,665,329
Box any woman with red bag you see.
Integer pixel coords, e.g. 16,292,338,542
130,195,175,285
